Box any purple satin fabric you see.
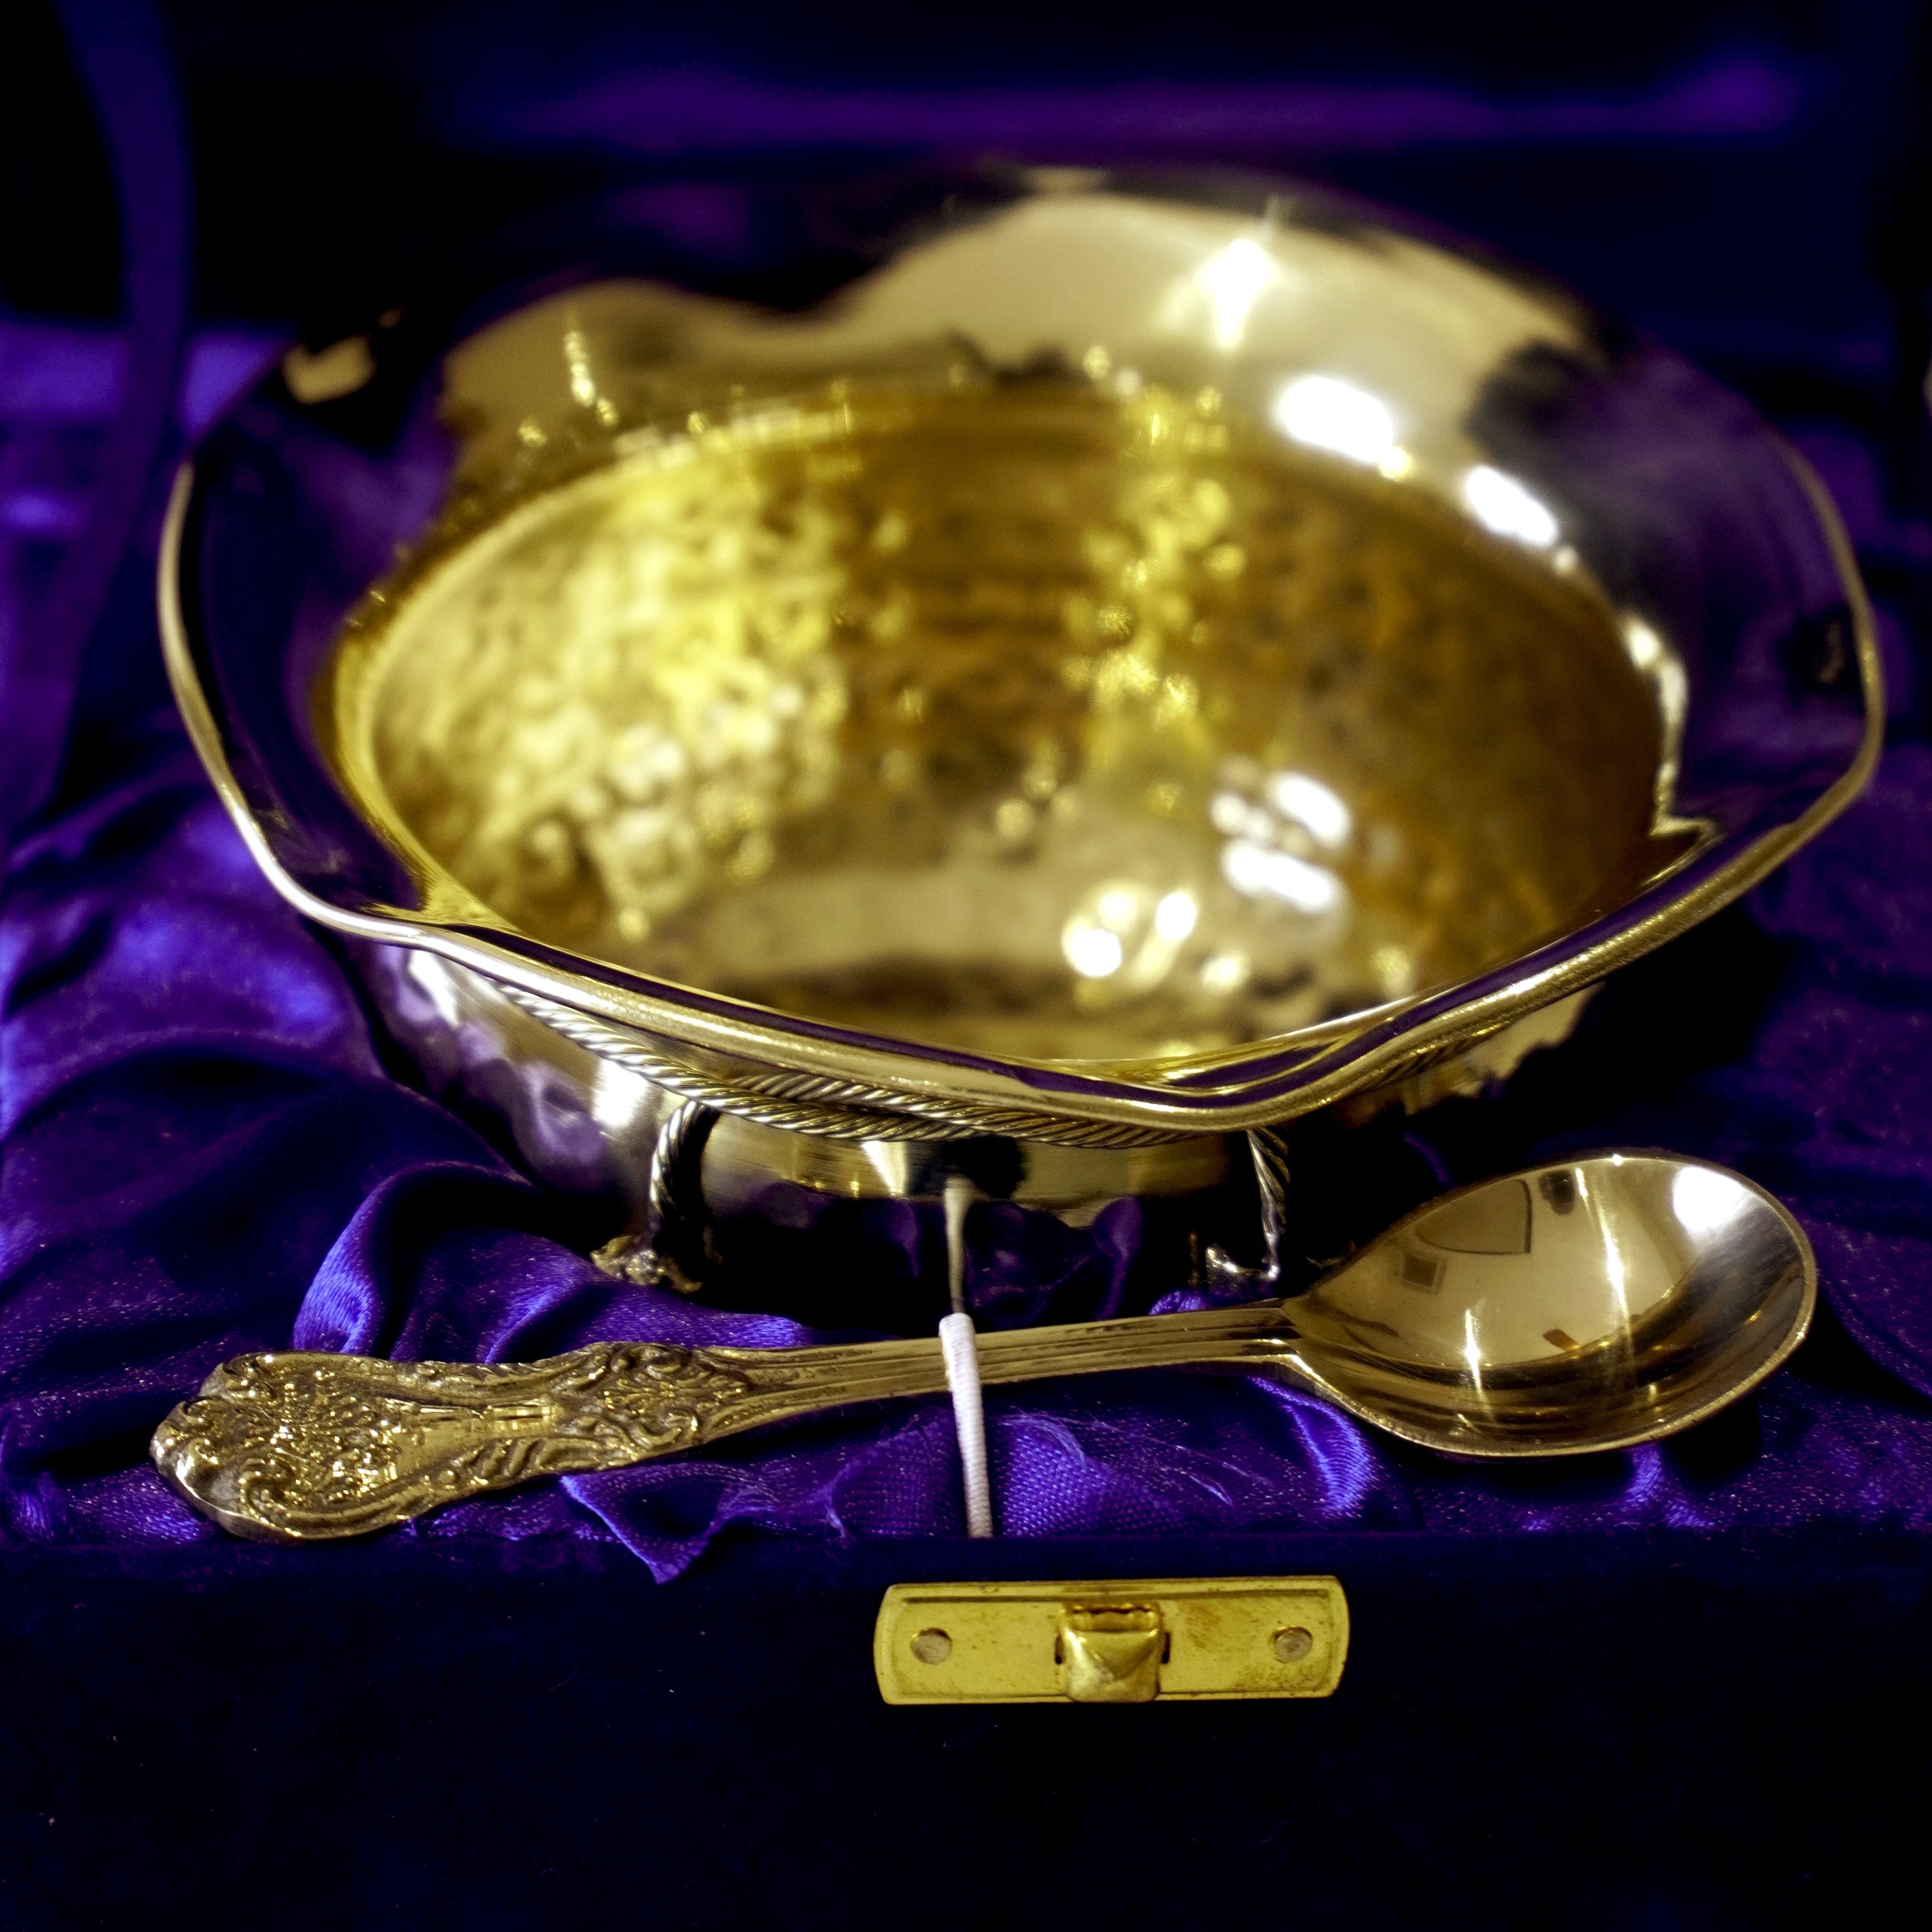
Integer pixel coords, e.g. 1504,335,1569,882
4,343,1932,1578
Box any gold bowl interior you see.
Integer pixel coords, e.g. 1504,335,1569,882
341,378,1671,1065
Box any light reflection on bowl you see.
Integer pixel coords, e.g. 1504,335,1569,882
161,170,1880,1288
331,378,1676,1067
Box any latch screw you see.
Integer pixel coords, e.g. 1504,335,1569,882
911,1628,953,1664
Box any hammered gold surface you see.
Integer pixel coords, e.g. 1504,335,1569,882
336,381,1668,1064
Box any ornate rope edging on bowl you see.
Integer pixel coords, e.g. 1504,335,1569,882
497,982,1194,1149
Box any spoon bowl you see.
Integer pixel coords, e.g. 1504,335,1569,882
1281,1153,1816,1456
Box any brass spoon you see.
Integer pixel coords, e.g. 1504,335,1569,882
151,1153,1813,1542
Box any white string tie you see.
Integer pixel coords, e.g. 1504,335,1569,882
940,1173,992,1537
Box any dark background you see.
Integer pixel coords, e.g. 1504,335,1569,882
7,2,1931,389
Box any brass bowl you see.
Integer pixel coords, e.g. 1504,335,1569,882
160,170,1879,1291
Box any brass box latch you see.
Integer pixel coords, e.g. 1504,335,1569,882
874,1576,1348,1705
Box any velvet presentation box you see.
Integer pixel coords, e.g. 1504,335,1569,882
8,11,1932,1925
6,1523,1932,1924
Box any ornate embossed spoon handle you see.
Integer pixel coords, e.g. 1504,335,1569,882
150,1305,1304,1542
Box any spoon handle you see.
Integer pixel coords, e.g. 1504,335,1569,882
151,1303,1302,1542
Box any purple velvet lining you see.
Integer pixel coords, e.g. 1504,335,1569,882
5,327,1932,1578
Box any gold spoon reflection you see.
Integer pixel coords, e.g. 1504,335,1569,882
149,1154,1816,1543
